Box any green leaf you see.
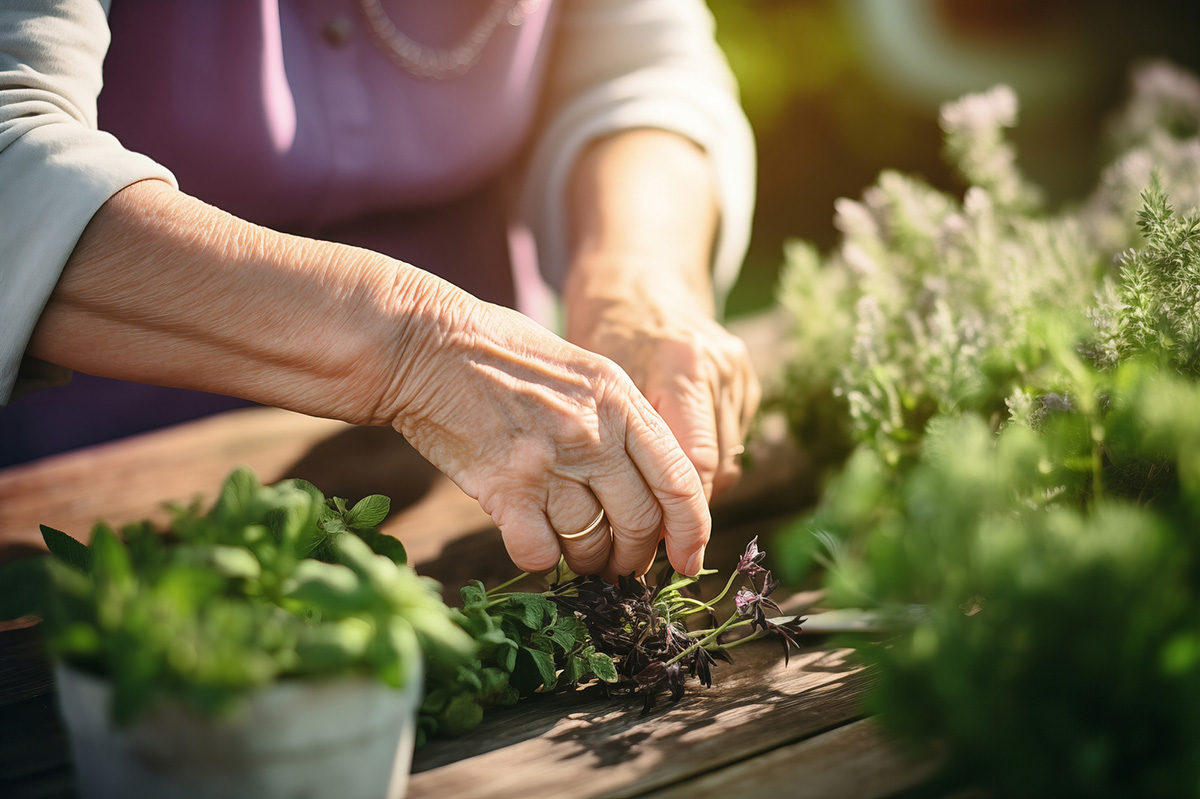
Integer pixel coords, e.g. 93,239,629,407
513,646,557,693
457,605,496,638
501,593,556,630
294,620,371,673
499,640,518,673
587,651,618,683
355,528,407,566
370,617,421,689
89,524,132,586
211,466,260,524
524,633,554,656
478,666,514,703
437,693,484,737
420,686,452,715
40,525,92,574
174,546,261,581
562,654,587,685
347,495,390,528
454,664,483,693
285,561,375,615
460,580,487,608
547,615,582,653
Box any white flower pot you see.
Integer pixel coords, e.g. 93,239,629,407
55,662,422,799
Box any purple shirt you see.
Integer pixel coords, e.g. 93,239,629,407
99,0,559,301
0,0,561,466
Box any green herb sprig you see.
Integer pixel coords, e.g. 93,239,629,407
418,537,804,744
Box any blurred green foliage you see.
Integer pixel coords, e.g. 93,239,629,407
770,58,1200,796
709,0,1200,317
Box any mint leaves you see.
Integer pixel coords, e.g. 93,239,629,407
6,467,468,725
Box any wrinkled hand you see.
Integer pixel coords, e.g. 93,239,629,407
566,280,760,503
386,283,710,581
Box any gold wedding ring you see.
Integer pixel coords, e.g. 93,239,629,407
557,508,607,540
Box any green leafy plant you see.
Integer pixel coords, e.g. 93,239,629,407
777,62,1200,468
773,61,1200,797
1,467,473,725
800,360,1200,797
0,467,806,746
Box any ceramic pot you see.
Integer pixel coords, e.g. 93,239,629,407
56,662,422,799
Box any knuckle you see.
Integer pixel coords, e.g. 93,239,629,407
513,546,562,574
616,499,664,543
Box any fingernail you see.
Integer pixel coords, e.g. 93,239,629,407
685,545,706,576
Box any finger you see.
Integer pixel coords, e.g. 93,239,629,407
587,454,665,581
711,374,744,499
741,361,762,439
493,499,563,575
546,484,612,576
651,372,721,503
621,393,710,576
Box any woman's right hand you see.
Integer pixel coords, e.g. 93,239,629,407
29,180,706,581
379,277,711,581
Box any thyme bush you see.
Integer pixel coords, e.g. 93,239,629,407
776,61,1200,796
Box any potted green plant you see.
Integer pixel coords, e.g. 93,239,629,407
1,467,473,799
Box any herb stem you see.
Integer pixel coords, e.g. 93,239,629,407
666,613,743,666
488,572,532,595
699,570,743,611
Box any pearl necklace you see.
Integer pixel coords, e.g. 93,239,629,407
356,0,543,79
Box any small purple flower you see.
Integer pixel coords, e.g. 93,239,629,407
734,587,759,616
735,569,782,617
736,536,768,577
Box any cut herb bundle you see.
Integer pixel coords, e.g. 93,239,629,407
419,536,804,742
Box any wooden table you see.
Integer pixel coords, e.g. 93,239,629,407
0,401,941,799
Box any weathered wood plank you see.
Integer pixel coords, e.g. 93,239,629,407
408,643,868,799
640,717,943,799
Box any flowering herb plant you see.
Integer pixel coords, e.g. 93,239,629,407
772,61,1200,797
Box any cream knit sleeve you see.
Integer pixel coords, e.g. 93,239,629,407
518,0,756,313
0,0,176,403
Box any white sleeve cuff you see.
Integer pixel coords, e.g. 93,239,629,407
0,126,176,404
518,0,756,315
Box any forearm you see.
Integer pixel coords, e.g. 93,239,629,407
27,179,446,426
563,128,757,502
564,128,719,330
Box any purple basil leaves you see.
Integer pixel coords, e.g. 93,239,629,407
545,538,804,712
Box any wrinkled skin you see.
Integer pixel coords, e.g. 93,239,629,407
566,274,760,505
389,293,711,582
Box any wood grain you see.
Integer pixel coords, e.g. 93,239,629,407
409,643,869,799
642,717,944,799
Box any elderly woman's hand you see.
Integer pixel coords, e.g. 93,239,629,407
30,180,709,583
563,130,760,504
385,279,711,581
564,266,760,503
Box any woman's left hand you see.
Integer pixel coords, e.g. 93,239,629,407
564,129,759,504
565,264,760,503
